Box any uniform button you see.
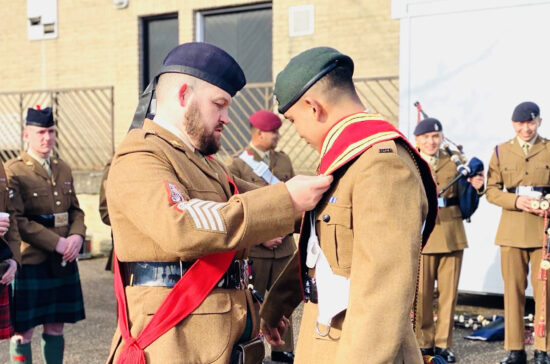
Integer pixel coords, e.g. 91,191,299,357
56,201,61,206
52,181,56,186
525,172,529,175
322,214,330,223
33,192,37,197
54,191,58,196
525,158,529,162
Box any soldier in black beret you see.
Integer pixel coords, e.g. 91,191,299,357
106,42,331,364
6,106,86,364
414,117,484,363
486,101,550,364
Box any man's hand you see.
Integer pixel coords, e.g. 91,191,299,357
285,175,333,214
262,236,284,249
467,172,484,190
0,216,9,237
1,258,17,285
63,235,83,262
515,195,545,216
261,316,290,346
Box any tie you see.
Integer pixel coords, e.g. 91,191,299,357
522,143,530,156
263,153,270,166
43,160,52,177
429,156,437,170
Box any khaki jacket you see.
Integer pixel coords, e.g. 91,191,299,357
422,150,467,254
227,146,296,258
261,139,428,364
106,119,296,364
0,162,21,264
486,136,550,248
98,159,111,226
5,152,86,265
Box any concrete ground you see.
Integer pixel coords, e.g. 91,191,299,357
0,257,539,363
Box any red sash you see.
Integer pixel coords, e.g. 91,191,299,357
113,175,239,364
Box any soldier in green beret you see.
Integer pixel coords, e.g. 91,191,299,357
259,47,438,363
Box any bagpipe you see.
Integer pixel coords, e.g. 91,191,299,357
414,102,484,220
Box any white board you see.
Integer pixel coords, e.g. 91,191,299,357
393,0,550,295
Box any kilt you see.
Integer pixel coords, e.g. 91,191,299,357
12,261,85,333
0,284,12,339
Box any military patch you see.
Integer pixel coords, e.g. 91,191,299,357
0,177,5,182
64,181,72,185
175,199,226,232
164,181,185,205
379,148,393,153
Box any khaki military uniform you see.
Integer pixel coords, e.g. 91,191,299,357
0,161,21,264
228,145,297,352
99,159,111,226
486,136,550,351
4,152,86,265
261,138,430,364
416,150,468,349
106,119,297,364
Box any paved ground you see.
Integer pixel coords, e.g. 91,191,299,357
0,258,540,363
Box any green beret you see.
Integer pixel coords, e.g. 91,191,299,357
274,47,354,114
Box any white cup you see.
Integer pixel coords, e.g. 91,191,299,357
0,212,9,219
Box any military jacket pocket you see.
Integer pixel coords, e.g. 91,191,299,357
532,164,550,185
138,288,233,363
24,187,50,212
316,203,353,271
502,167,521,188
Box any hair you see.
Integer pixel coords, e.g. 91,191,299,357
155,73,201,106
315,65,357,98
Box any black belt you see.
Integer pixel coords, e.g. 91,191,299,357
437,197,459,208
27,214,56,227
121,260,249,289
507,187,550,194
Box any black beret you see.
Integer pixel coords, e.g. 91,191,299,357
512,101,540,122
414,118,443,136
159,42,246,97
274,47,354,114
26,107,54,127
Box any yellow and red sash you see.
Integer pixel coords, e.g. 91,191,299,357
318,112,437,246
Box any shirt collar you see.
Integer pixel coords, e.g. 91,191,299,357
26,148,50,165
517,134,538,148
249,143,268,160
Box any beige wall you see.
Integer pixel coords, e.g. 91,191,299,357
0,0,398,146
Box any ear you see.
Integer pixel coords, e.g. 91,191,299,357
178,84,189,107
303,97,324,122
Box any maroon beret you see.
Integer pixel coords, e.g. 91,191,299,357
249,110,282,131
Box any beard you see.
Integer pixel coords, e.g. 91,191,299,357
184,100,221,155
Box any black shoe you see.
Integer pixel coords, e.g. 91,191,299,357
534,350,550,364
420,347,434,356
434,347,456,363
271,351,295,363
500,350,527,364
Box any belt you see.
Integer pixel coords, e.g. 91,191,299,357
507,186,550,195
437,197,459,208
26,212,69,228
121,260,250,289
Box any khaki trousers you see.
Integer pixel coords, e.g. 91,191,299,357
252,255,295,352
501,246,550,351
415,250,463,349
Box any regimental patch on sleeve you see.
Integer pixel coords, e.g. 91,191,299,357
175,199,227,232
164,181,185,205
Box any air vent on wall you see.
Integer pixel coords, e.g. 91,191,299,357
27,0,58,40
289,5,314,37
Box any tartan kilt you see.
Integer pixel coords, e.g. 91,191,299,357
0,284,13,339
12,260,85,333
